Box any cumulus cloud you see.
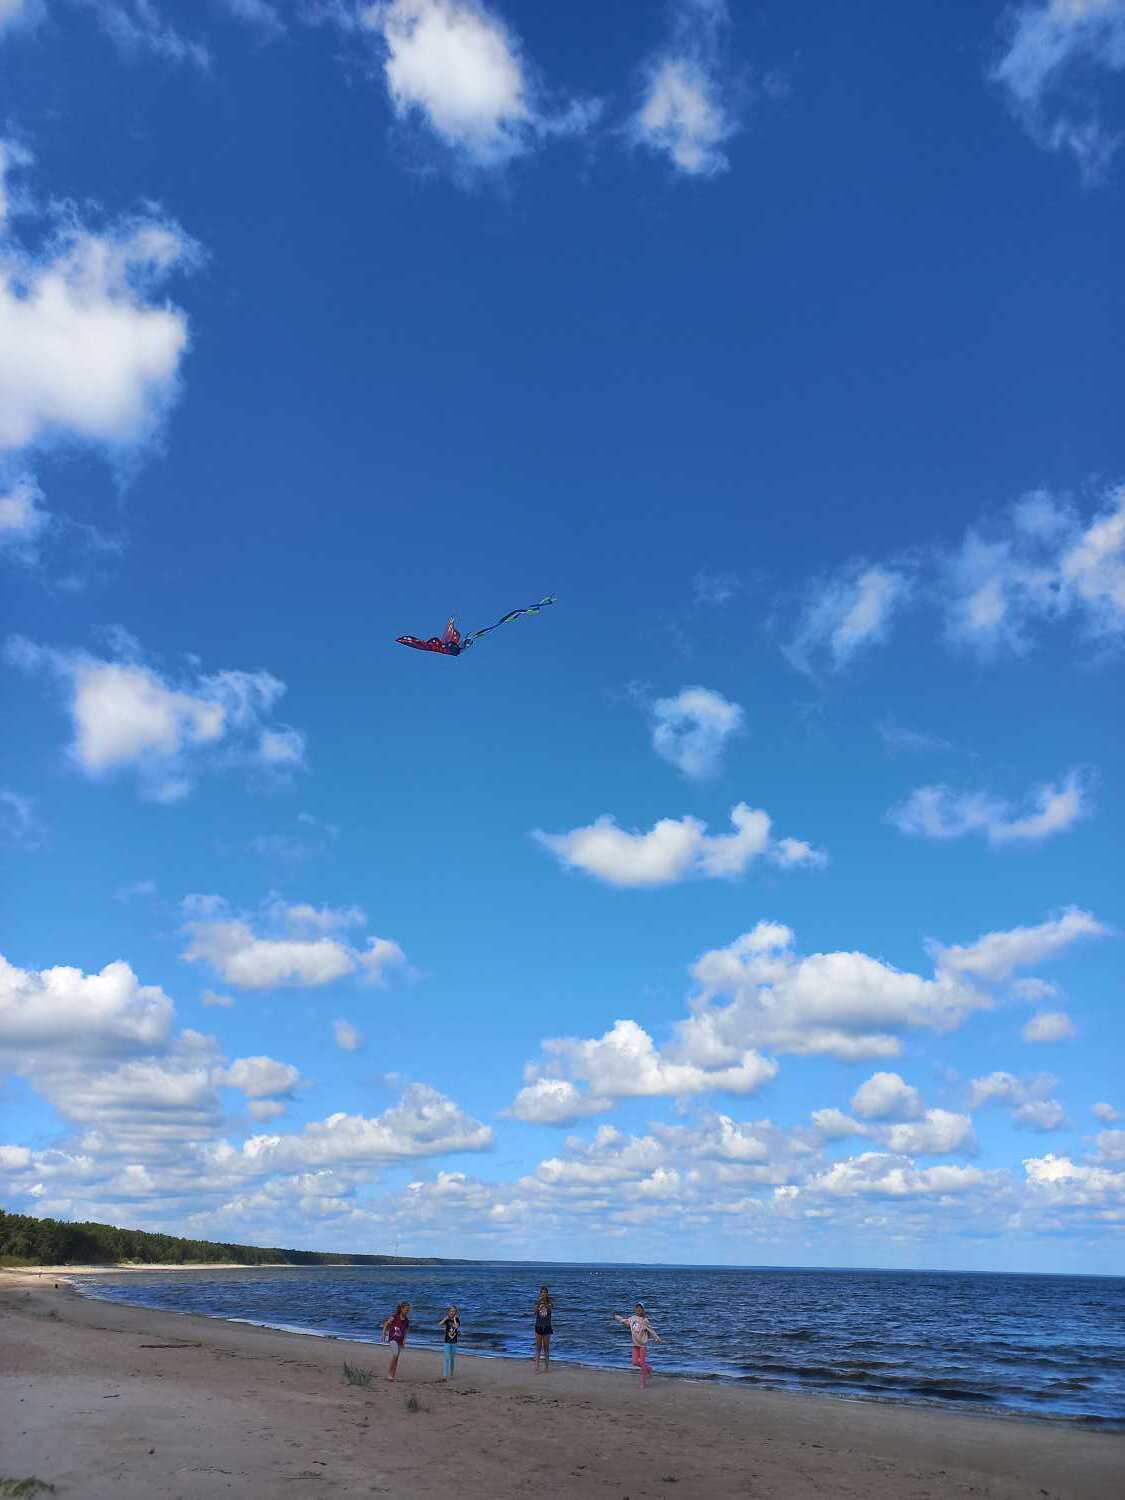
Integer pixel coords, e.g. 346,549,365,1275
207,1083,493,1173
944,488,1125,654
850,1071,924,1121
884,1110,977,1156
215,1056,300,1099
680,921,987,1062
0,953,174,1059
649,685,744,778
183,895,407,991
630,0,737,177
1021,1009,1077,1042
888,768,1088,846
534,801,825,887
934,906,1107,982
0,157,197,454
968,1071,1068,1130
1023,1151,1125,1219
515,1016,778,1124
784,563,912,676
1093,1101,1120,1121
362,0,597,169
992,0,1125,176
5,632,306,800
802,1151,994,1200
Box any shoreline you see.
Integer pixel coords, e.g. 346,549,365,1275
3,1277,1120,1500
12,1264,1122,1433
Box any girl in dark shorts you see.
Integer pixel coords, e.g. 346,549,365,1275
533,1285,554,1373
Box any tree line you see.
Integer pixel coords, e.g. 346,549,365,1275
0,1208,458,1267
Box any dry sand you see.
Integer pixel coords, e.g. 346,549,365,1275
1,1270,1121,1500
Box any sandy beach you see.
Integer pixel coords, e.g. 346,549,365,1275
1,1271,1121,1499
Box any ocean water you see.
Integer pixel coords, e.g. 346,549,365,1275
76,1262,1125,1426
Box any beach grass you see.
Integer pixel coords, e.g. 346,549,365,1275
0,1481,57,1498
342,1361,375,1388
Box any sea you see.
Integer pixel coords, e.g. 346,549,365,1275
75,1262,1125,1427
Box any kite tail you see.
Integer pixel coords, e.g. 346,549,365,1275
462,595,557,647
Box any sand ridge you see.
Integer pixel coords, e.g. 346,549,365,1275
2,1277,1121,1499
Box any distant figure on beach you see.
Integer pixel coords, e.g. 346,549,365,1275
614,1303,660,1389
381,1301,410,1382
533,1285,554,1372
439,1304,460,1381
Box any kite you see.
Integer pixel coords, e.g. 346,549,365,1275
396,596,557,657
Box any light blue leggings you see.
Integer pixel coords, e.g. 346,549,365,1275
443,1342,456,1378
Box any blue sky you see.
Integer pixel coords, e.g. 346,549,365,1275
0,0,1123,1272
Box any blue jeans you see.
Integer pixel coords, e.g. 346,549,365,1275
443,1342,456,1378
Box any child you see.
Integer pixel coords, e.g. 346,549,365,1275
381,1301,410,1382
533,1286,554,1373
613,1303,660,1389
439,1304,461,1380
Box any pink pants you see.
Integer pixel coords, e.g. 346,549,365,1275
631,1344,652,1383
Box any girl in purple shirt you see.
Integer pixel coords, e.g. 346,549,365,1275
381,1301,410,1382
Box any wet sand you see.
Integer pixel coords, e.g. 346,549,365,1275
1,1271,1120,1499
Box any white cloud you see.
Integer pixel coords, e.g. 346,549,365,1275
0,953,173,1058
884,1110,977,1156
333,1018,363,1052
200,989,234,1009
784,563,912,675
0,475,49,562
0,788,44,849
183,896,407,991
1093,1101,1120,1122
216,1056,300,1099
82,1,210,68
248,1099,287,1121
1009,976,1059,1001
888,769,1088,845
630,0,736,178
935,906,1107,982
649,685,744,778
968,1071,1068,1130
1021,1009,1076,1042
509,1077,609,1126
534,800,824,887
219,0,284,34
1095,1129,1125,1161
945,488,1125,653
259,727,307,766
811,1107,868,1141
803,1151,993,1199
850,1071,924,1121
516,1016,777,1123
993,0,1125,176
209,1083,493,1172
363,0,596,169
680,921,986,1062
5,633,306,799
877,719,956,755
1023,1152,1125,1217
0,178,197,453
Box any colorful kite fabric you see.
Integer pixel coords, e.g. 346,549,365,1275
396,597,556,657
